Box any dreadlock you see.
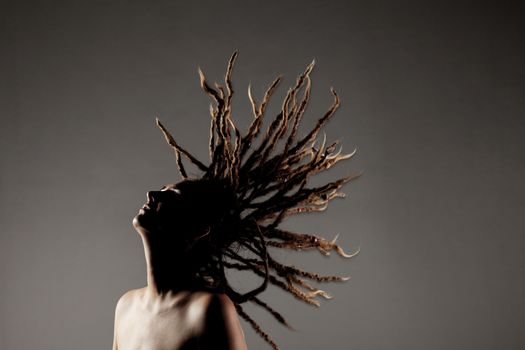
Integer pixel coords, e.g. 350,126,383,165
156,51,361,349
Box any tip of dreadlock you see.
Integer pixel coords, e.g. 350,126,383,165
227,51,239,74
342,171,363,184
335,147,357,161
155,117,163,127
352,170,365,180
337,244,361,259
340,276,351,282
197,66,206,85
307,290,333,300
327,144,343,159
272,75,284,87
247,82,253,98
304,59,315,74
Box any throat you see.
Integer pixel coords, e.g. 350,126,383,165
142,236,203,297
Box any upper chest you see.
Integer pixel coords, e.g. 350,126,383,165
116,293,209,350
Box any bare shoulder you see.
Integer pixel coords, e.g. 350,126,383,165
115,288,145,315
199,293,247,350
188,292,237,317
117,287,145,304
205,293,237,315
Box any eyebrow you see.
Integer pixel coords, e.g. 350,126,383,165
160,185,182,194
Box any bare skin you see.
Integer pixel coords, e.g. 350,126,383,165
112,183,248,350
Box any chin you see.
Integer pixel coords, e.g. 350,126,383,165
132,211,146,232
132,214,140,229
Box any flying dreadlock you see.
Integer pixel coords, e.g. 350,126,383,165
156,51,361,350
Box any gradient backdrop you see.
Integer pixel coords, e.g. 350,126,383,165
1,1,524,349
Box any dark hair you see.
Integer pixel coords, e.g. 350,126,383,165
156,52,361,350
171,178,241,284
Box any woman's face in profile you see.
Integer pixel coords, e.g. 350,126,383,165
133,179,234,245
133,182,194,238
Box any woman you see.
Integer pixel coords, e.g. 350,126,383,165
112,52,359,350
112,180,248,350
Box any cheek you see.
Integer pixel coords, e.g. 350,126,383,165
155,209,183,231
158,203,189,219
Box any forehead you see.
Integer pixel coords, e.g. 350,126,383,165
162,179,226,195
161,183,182,193
162,183,178,189
161,180,197,192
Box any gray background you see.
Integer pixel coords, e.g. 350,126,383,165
1,1,524,349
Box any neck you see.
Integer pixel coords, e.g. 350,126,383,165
141,235,194,297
